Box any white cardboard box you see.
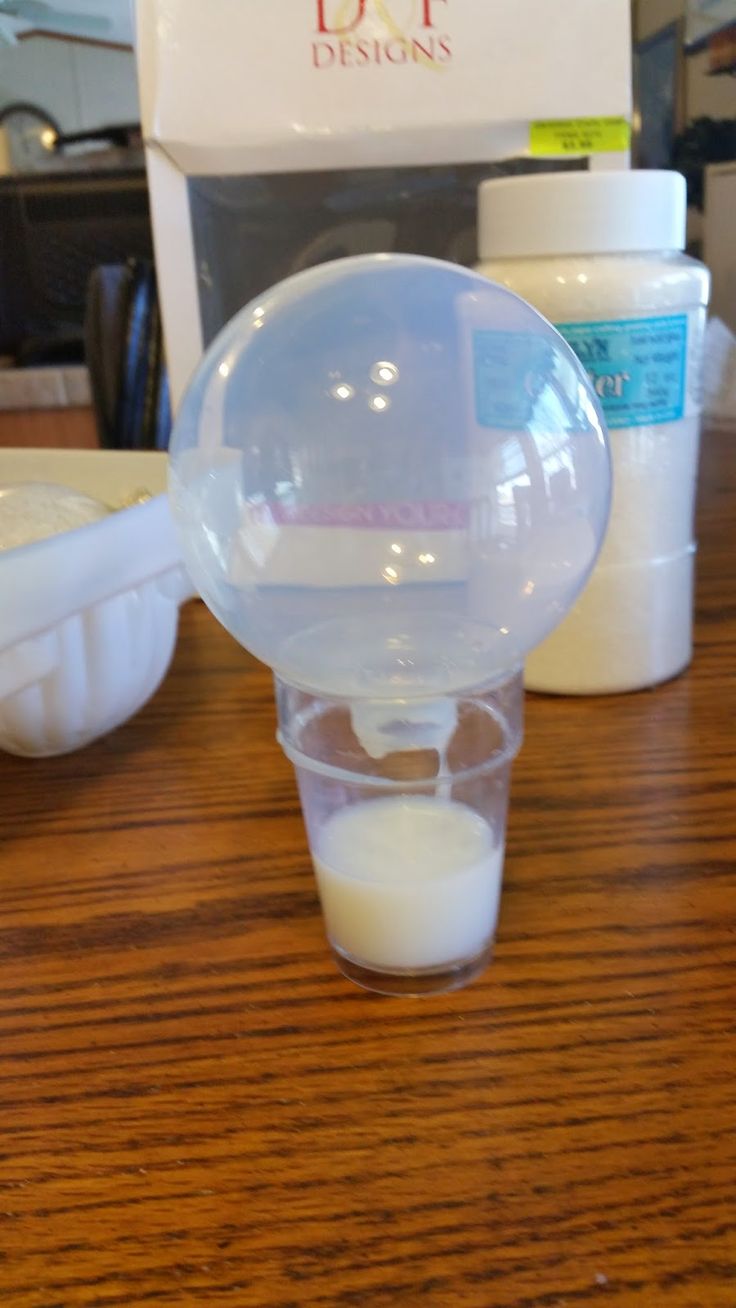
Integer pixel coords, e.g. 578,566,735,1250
136,0,632,406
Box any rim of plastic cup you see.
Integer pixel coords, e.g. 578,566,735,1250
276,699,522,790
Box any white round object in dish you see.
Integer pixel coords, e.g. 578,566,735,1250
0,449,193,757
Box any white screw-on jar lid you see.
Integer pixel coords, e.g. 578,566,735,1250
478,170,687,260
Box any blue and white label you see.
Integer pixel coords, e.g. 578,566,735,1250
556,314,688,429
473,330,559,430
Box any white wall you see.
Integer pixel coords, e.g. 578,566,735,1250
0,36,139,133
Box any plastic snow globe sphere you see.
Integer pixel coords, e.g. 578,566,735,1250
169,254,610,699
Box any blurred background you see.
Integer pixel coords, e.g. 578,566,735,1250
0,0,733,446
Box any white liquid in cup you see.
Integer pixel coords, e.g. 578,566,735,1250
311,795,503,972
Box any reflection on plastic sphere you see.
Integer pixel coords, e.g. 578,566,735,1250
169,254,610,697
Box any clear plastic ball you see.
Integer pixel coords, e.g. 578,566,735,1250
169,254,610,697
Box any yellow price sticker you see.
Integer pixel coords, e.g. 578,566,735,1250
530,117,631,157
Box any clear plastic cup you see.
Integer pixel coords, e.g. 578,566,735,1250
276,670,523,996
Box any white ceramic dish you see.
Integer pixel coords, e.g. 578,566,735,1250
0,449,193,757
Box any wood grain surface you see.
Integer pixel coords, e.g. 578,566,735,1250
0,422,734,1307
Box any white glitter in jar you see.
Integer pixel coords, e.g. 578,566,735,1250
476,170,710,694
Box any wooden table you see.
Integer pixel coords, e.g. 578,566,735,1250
1,418,734,1307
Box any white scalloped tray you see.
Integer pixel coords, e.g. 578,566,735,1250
0,449,193,757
